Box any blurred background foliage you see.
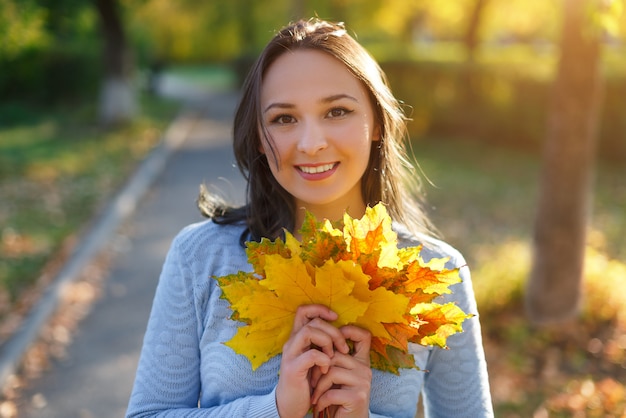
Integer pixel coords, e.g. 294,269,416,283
1,1,626,416
2,0,625,158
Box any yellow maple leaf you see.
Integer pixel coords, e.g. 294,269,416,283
263,256,369,326
222,279,296,369
220,256,371,370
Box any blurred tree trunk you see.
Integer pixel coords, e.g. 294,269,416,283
526,0,603,324
464,0,489,63
94,0,137,125
459,0,489,130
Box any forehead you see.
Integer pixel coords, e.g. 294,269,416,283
260,49,369,104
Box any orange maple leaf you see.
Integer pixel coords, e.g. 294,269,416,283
409,302,473,348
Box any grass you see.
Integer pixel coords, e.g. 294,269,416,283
0,93,180,327
412,136,626,417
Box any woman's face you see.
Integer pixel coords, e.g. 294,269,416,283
259,49,379,224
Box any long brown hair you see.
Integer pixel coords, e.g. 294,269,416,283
199,18,433,242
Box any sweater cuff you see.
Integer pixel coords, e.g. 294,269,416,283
248,386,280,418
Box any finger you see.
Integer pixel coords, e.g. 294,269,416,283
311,360,372,415
310,352,372,405
276,349,333,417
292,304,338,334
313,387,343,415
314,387,369,416
280,347,333,384
285,319,348,359
295,348,333,375
292,305,352,355
288,310,351,358
310,365,325,389
340,325,371,362
307,318,351,355
310,366,346,404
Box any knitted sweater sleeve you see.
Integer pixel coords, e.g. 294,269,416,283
420,245,494,417
125,228,279,417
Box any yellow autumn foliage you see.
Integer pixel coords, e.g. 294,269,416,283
216,203,471,374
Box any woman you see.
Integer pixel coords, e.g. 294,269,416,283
126,18,493,418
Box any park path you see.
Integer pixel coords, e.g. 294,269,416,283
17,78,244,418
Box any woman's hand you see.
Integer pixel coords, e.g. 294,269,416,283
276,304,350,418
310,325,372,418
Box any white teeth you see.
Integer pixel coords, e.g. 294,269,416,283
299,164,335,174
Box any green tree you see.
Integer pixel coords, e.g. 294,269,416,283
0,0,49,59
0,0,102,103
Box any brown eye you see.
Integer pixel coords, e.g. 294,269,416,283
327,107,352,118
272,114,296,124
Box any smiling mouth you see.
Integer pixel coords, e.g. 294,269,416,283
297,163,337,174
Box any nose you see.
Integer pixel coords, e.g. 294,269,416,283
297,120,328,155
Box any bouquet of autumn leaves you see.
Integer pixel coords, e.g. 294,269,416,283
215,203,472,374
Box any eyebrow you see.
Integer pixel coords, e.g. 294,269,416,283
263,93,359,114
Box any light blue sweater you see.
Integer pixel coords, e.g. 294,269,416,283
126,220,494,417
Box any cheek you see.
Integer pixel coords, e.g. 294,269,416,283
337,119,376,146
355,113,377,141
